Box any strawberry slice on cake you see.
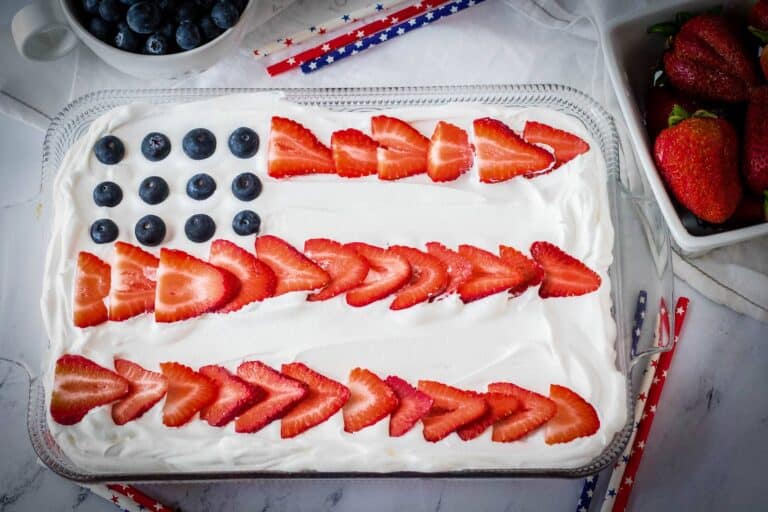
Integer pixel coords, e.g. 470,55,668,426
109,241,159,321
199,365,262,427
331,128,379,178
529,241,601,298
457,244,528,303
280,362,350,438
209,239,277,312
345,242,411,307
155,248,240,322
385,376,434,437
73,252,111,328
388,246,448,310
343,368,398,433
456,392,521,441
304,238,369,301
371,115,430,180
499,244,544,296
268,117,335,177
425,242,473,295
523,121,590,169
235,361,307,434
50,354,129,425
159,362,217,427
111,359,168,425
427,121,474,182
473,117,554,183
545,384,600,444
487,382,557,442
255,235,330,296
417,380,487,442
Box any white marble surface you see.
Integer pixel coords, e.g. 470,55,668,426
1,0,767,510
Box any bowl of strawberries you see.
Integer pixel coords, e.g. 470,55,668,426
604,1,768,254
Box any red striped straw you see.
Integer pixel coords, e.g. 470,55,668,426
266,0,450,77
610,297,690,511
85,483,174,512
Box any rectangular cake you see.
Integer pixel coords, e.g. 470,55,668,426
41,92,625,473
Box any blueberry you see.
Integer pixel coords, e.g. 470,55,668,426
175,20,202,50
98,0,124,22
143,32,167,54
175,1,199,23
114,25,142,52
158,0,178,14
138,176,169,204
119,0,141,4
141,132,171,161
199,16,223,41
196,0,216,9
135,215,166,246
158,22,176,41
228,127,259,158
232,210,261,236
231,172,262,201
94,135,125,165
185,214,216,242
126,1,160,34
186,173,216,200
211,1,239,29
182,128,216,159
83,0,100,15
88,17,113,42
90,219,119,244
93,181,123,207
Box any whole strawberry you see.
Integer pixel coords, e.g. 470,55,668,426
750,27,768,80
750,0,768,30
644,86,696,139
744,86,768,195
661,14,759,102
654,106,742,223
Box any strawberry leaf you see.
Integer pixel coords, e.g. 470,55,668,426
667,104,691,127
750,26,768,45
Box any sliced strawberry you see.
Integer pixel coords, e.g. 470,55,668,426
487,382,557,442
209,239,276,312
73,252,111,328
345,243,411,307
280,362,350,438
425,242,473,295
108,242,158,321
427,121,474,182
457,244,527,303
545,384,600,444
473,117,554,183
268,116,335,178
235,361,307,434
499,245,544,296
371,115,430,153
457,392,521,441
529,241,601,298
50,354,129,425
388,246,448,310
417,380,487,442
254,235,330,296
523,121,590,168
111,359,168,425
331,128,378,178
159,362,217,427
155,249,240,323
385,376,434,437
343,368,399,433
199,365,262,427
304,238,369,301
377,147,428,180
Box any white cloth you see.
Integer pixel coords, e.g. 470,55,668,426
1,0,766,322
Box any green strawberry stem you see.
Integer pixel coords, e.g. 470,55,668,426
646,7,721,35
667,105,717,128
647,21,679,35
749,26,768,45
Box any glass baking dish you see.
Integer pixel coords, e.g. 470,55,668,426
7,85,674,482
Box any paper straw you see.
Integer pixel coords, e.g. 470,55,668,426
267,0,450,76
575,291,648,512
301,0,485,74
85,483,175,512
253,0,407,58
609,297,689,511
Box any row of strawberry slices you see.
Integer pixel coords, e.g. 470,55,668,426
74,236,602,327
268,115,590,183
51,354,600,445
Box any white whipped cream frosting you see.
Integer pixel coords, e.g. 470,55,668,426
41,93,625,474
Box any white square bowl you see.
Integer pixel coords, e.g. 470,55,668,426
603,0,768,255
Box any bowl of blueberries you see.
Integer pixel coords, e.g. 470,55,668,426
12,0,253,78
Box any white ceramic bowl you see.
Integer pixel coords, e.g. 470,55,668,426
603,0,768,255
12,0,256,79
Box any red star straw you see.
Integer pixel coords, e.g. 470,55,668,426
85,483,175,512
609,297,690,511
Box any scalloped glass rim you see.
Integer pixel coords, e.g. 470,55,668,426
32,85,671,482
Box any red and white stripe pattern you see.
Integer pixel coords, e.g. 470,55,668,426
85,483,174,512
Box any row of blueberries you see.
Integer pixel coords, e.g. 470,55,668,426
91,209,260,246
94,126,259,164
93,172,262,207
